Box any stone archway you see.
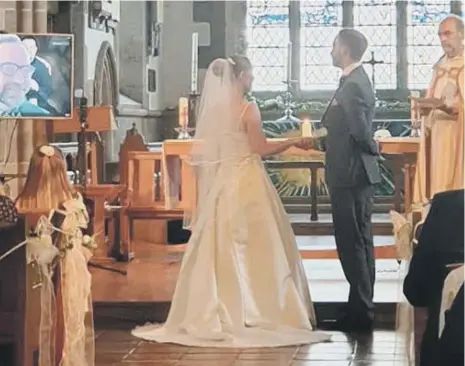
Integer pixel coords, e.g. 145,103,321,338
93,41,119,181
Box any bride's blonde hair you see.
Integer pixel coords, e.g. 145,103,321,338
16,145,75,211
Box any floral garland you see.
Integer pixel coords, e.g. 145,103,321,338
24,215,98,285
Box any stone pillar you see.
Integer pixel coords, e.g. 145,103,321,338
0,1,49,196
16,1,35,192
225,1,247,57
32,0,49,147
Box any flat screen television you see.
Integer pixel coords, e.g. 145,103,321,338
0,33,74,119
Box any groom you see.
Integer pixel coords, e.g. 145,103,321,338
307,29,381,332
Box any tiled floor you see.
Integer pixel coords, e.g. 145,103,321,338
91,241,400,303
95,329,410,366
92,240,408,365
288,213,391,224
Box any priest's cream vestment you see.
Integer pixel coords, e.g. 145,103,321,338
413,54,464,204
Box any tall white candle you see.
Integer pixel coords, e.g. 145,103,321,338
287,42,292,81
191,32,199,94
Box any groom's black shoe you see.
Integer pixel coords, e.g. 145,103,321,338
330,315,353,332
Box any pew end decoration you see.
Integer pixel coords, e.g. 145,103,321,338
12,144,95,366
390,209,415,364
439,265,464,338
373,128,391,140
19,195,96,366
390,210,413,261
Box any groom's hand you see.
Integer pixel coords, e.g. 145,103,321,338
294,137,314,150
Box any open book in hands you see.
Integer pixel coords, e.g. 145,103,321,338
410,96,445,109
411,96,459,116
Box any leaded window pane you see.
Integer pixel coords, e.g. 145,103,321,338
246,1,290,91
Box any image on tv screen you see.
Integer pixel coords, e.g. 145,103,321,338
0,33,73,119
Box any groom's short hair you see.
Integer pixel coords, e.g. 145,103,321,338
338,29,368,62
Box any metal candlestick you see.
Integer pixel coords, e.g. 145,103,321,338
276,79,300,123
175,126,195,139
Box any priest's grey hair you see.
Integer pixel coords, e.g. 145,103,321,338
440,14,464,35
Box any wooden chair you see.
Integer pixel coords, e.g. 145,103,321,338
118,126,184,258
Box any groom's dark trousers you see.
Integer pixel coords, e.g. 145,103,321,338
319,66,381,322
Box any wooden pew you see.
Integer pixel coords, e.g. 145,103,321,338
121,147,185,259
0,210,63,366
378,137,420,213
0,218,33,366
117,128,169,259
19,210,66,366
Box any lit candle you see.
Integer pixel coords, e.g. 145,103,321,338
178,97,189,127
191,32,199,94
287,42,292,81
301,117,312,137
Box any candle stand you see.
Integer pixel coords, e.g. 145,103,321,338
174,92,199,139
175,126,195,140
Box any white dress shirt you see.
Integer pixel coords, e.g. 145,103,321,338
342,62,362,77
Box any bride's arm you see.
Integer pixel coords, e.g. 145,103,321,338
244,103,300,157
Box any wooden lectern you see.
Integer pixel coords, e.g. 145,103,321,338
47,106,117,184
48,106,121,263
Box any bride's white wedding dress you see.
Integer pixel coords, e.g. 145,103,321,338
132,58,330,348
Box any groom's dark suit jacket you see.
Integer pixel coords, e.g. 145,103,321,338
320,66,381,187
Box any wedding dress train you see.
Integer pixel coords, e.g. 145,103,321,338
132,146,330,347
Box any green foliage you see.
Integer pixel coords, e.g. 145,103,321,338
253,96,411,115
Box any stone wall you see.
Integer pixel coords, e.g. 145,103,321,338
0,1,48,197
118,1,148,103
151,0,246,109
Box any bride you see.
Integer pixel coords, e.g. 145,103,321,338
132,56,331,347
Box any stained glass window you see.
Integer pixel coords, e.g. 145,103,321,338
407,1,451,89
300,1,343,90
353,0,397,90
246,1,290,91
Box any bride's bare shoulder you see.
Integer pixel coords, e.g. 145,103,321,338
242,101,261,122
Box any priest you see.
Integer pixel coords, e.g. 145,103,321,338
413,15,464,204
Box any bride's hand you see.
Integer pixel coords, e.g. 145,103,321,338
294,137,314,150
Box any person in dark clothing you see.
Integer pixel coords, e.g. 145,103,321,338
438,283,464,366
21,36,53,111
404,189,464,366
310,28,381,332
